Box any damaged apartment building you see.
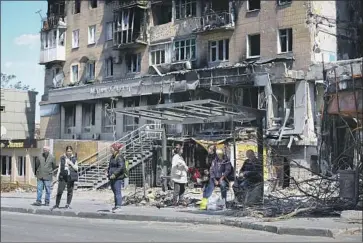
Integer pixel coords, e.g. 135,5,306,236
38,0,362,188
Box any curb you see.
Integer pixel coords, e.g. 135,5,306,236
1,206,334,238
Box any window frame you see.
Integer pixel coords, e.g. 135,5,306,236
102,101,116,133
88,25,96,45
72,29,80,49
278,28,293,53
208,39,230,63
104,57,114,78
74,0,81,14
64,105,76,133
17,156,26,176
173,38,196,62
82,103,96,132
1,156,11,176
126,53,141,73
86,61,96,81
175,0,197,20
105,21,113,41
70,64,79,83
278,0,292,6
150,44,170,65
247,34,261,58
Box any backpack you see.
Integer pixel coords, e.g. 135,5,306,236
123,159,130,178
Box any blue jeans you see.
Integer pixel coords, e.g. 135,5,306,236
110,179,122,207
203,178,228,199
36,179,52,204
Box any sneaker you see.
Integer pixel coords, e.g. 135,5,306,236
45,202,50,206
112,207,121,213
50,205,59,211
32,201,42,206
65,204,71,209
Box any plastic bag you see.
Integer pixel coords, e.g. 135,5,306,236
207,193,225,211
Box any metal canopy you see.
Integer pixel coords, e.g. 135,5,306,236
114,99,264,125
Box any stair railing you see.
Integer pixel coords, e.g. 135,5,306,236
51,124,161,186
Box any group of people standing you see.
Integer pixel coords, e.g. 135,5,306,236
170,143,263,209
33,142,127,213
33,141,262,212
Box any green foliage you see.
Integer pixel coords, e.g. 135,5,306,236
1,73,35,91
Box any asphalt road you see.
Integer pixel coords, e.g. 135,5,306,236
1,212,361,242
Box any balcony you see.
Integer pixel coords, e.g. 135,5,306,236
113,6,147,50
39,27,66,65
39,45,65,65
41,15,66,31
194,12,235,34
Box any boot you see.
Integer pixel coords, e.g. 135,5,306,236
199,198,208,210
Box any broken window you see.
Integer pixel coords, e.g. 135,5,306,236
89,0,97,9
278,28,293,53
152,1,172,25
71,64,79,83
175,0,197,19
150,44,169,65
86,61,96,81
104,57,114,77
278,0,292,5
88,25,96,45
41,32,49,49
106,22,113,41
173,38,196,61
72,29,79,48
247,34,260,58
74,0,81,14
82,103,96,133
123,97,139,132
64,105,76,134
103,101,116,133
247,0,261,11
1,156,11,175
126,53,141,73
114,8,144,45
209,39,229,62
52,67,61,79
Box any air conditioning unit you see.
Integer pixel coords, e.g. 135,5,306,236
92,133,100,140
72,134,80,139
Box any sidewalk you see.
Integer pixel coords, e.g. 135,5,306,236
1,192,362,239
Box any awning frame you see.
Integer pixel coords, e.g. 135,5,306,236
114,99,264,125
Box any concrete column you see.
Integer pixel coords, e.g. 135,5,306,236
94,101,102,134
25,150,33,184
10,150,17,183
116,99,124,138
60,105,65,138
75,103,83,135
139,97,147,127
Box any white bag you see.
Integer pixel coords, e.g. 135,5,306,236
207,193,225,211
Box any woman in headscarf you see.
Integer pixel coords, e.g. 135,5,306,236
107,142,126,213
171,144,189,206
52,145,78,210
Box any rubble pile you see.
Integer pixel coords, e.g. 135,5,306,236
121,187,203,207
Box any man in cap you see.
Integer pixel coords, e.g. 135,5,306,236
33,146,57,206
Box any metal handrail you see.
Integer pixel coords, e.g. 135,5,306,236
52,124,162,186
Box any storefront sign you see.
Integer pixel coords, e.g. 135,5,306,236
0,139,37,148
90,85,139,95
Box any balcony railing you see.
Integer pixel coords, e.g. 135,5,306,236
41,15,66,31
39,45,66,64
198,11,234,32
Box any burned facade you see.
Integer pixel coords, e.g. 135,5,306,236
39,0,362,188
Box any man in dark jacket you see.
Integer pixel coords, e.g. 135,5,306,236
233,150,263,199
33,146,57,206
203,149,232,201
108,142,126,213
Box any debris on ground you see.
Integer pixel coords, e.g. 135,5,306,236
121,187,204,207
1,182,36,193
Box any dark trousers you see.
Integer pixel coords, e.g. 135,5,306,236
110,179,122,207
173,182,186,204
56,179,75,206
